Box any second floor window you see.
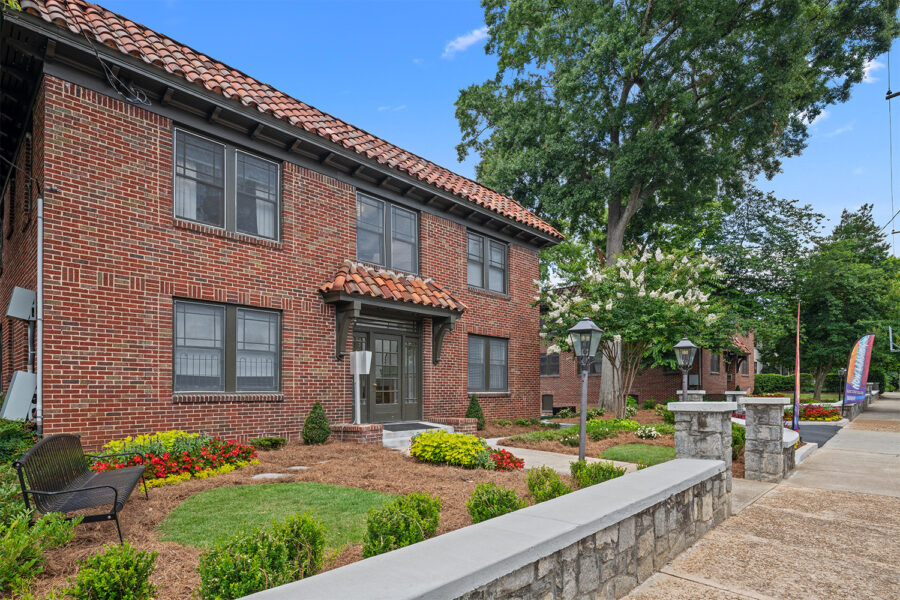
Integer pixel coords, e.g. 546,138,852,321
467,232,507,293
174,129,280,240
710,354,720,374
356,193,418,272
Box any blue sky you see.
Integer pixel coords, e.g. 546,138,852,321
102,0,899,251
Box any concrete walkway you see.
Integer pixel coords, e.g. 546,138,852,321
484,437,637,473
627,394,900,600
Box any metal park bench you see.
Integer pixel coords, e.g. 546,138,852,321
12,434,148,542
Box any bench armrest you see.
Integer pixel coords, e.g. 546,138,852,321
25,484,119,508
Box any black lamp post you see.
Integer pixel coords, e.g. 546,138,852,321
568,318,603,461
674,337,698,402
838,367,847,404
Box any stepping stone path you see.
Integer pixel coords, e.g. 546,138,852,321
288,466,309,470
251,472,288,480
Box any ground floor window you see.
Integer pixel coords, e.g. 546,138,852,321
468,335,508,392
174,299,280,393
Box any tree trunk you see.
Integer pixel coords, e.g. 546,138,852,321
599,202,627,416
813,365,830,402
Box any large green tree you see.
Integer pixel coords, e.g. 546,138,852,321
456,0,897,404
774,205,898,400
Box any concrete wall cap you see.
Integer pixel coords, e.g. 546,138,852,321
675,390,706,394
743,397,791,405
783,428,800,448
667,402,737,412
241,458,725,600
725,391,748,396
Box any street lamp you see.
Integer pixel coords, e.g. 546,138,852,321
568,318,603,461
674,337,698,402
838,367,847,404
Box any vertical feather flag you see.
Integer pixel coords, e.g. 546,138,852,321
793,301,800,432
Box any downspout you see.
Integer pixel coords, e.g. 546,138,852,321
35,192,45,434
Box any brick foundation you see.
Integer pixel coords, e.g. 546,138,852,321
332,423,384,444
431,417,478,435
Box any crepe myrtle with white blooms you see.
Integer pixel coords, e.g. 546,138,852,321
538,248,739,417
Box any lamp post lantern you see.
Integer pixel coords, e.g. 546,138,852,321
674,337,698,402
568,318,603,461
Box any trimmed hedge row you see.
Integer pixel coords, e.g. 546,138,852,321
754,370,897,394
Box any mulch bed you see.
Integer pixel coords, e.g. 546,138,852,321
498,429,675,458
31,441,537,600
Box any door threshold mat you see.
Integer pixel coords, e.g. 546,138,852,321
383,422,440,432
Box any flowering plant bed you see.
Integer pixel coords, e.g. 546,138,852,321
784,405,841,421
91,430,258,488
490,449,524,471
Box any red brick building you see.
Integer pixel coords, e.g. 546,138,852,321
540,337,755,412
0,1,563,447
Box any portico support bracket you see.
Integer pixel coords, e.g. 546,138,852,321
335,300,361,359
432,315,456,364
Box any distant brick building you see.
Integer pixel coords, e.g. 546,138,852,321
540,337,755,412
0,1,563,446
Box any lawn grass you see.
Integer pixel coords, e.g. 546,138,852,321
600,444,676,466
157,482,394,549
769,392,840,403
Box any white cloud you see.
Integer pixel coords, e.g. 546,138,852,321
377,106,391,112
412,58,424,65
864,59,885,83
826,123,854,137
442,26,488,59
393,105,407,112
378,105,407,112
853,167,864,175
799,109,828,126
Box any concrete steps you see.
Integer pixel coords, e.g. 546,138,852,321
382,422,454,450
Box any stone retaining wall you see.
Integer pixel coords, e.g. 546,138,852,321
243,459,728,600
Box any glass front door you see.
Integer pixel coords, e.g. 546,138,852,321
354,325,421,423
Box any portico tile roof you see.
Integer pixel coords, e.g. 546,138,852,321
320,261,467,313
22,0,563,241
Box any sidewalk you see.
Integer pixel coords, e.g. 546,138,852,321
627,394,900,600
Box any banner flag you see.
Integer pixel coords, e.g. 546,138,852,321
844,334,875,404
793,302,800,431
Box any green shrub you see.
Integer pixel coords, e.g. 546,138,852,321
362,492,442,557
626,396,637,408
624,405,638,418
0,464,24,526
513,417,541,426
302,402,331,445
465,395,485,430
1,512,79,597
731,423,746,461
555,407,576,419
654,404,675,425
65,542,157,600
541,421,562,429
409,430,489,468
654,423,675,436
526,466,572,503
753,373,816,394
559,431,580,446
586,407,605,419
589,418,640,431
466,483,527,523
494,419,513,427
569,460,626,489
473,450,496,470
197,512,325,600
641,400,655,410
249,436,287,451
0,419,37,465
588,426,615,441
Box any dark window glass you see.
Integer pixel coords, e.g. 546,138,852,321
741,357,749,375
356,194,418,271
710,354,720,374
468,335,508,392
577,359,602,375
236,152,279,240
174,130,225,227
467,232,507,293
174,302,225,391
540,352,559,376
236,308,280,391
405,338,419,403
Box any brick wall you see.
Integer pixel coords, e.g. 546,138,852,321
541,335,755,409
20,75,541,447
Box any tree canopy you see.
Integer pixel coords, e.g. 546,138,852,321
456,0,899,262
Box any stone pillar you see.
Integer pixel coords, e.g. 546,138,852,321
725,390,747,412
668,401,736,509
743,397,790,483
675,389,707,402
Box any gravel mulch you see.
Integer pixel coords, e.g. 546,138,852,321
30,441,536,600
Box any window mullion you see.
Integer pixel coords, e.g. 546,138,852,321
484,338,491,392
225,145,235,233
225,305,236,392
384,201,392,269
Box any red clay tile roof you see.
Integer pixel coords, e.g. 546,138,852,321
22,0,563,241
320,261,467,313
731,336,753,355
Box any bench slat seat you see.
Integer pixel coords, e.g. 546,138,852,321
13,433,147,542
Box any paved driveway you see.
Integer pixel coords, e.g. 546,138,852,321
627,395,900,599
